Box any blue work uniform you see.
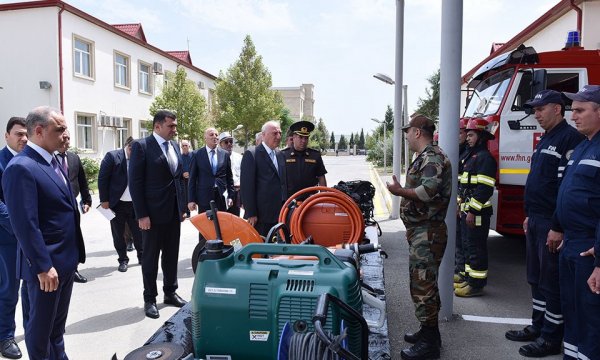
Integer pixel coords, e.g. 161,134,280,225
554,132,600,360
523,120,583,344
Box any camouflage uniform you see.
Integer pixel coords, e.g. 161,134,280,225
400,144,452,326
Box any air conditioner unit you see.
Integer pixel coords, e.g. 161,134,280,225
111,116,124,128
100,115,111,127
197,81,205,89
153,62,163,75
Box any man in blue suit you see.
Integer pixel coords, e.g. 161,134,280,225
129,110,187,319
188,127,234,215
2,106,85,360
0,117,28,359
240,121,287,237
98,136,142,273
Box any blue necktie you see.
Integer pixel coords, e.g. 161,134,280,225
51,157,66,185
210,149,217,175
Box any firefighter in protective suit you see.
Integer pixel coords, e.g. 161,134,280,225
454,119,469,284
454,118,497,297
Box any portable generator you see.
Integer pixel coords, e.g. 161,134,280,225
191,242,363,360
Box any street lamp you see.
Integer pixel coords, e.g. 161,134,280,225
373,73,395,85
231,124,243,146
374,69,403,219
371,118,387,174
231,124,243,134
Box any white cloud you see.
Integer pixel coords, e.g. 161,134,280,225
93,0,163,30
175,0,296,33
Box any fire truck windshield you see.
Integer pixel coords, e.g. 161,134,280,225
464,68,515,117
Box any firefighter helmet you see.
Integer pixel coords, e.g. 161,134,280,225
466,118,495,139
459,118,468,129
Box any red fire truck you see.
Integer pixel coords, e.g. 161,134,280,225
461,33,600,235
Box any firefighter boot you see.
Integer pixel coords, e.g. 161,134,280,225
454,284,484,297
400,325,441,360
404,327,442,346
453,274,462,283
453,281,468,289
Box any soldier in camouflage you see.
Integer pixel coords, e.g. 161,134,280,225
387,115,452,360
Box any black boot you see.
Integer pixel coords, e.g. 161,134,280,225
401,325,441,360
404,327,442,346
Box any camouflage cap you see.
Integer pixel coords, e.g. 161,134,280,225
402,115,436,135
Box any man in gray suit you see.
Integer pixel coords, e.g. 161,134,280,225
240,121,287,237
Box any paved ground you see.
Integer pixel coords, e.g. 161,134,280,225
10,155,561,359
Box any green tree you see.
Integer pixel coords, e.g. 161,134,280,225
338,135,347,150
330,132,335,150
349,132,355,147
358,129,365,149
213,35,283,149
311,118,329,152
279,108,294,142
414,68,440,122
149,66,207,143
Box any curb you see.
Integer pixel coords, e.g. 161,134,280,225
370,165,392,214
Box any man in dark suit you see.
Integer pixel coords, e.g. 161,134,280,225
241,121,287,237
188,127,234,215
55,130,91,283
98,136,142,273
2,106,85,360
0,117,28,359
129,110,187,319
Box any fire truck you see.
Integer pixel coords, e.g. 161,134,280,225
461,32,600,236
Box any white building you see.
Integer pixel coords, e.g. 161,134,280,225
273,84,315,122
0,0,216,156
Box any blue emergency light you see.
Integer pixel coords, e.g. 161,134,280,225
565,30,580,48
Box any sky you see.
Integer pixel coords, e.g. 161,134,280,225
4,0,559,135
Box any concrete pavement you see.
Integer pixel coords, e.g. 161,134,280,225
370,166,561,359
7,155,560,359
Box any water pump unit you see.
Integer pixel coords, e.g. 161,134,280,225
191,242,363,359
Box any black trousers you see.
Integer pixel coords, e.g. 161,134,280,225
142,219,181,303
110,201,143,264
227,189,241,217
460,212,490,288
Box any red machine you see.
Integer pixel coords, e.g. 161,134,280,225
461,32,600,235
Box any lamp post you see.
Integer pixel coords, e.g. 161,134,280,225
371,118,386,174
231,124,243,146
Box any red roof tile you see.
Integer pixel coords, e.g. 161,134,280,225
167,51,192,65
113,23,146,42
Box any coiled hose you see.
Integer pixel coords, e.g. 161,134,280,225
287,331,342,360
279,186,365,246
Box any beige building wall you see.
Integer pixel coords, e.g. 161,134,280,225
273,83,315,122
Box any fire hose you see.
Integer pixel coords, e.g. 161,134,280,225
279,186,365,246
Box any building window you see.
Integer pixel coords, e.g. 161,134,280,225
76,113,95,151
73,36,94,79
117,118,131,148
139,61,152,94
163,70,173,89
114,52,130,88
140,120,151,138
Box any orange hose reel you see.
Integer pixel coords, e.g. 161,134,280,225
279,186,365,247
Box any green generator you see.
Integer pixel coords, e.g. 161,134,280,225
191,242,363,359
